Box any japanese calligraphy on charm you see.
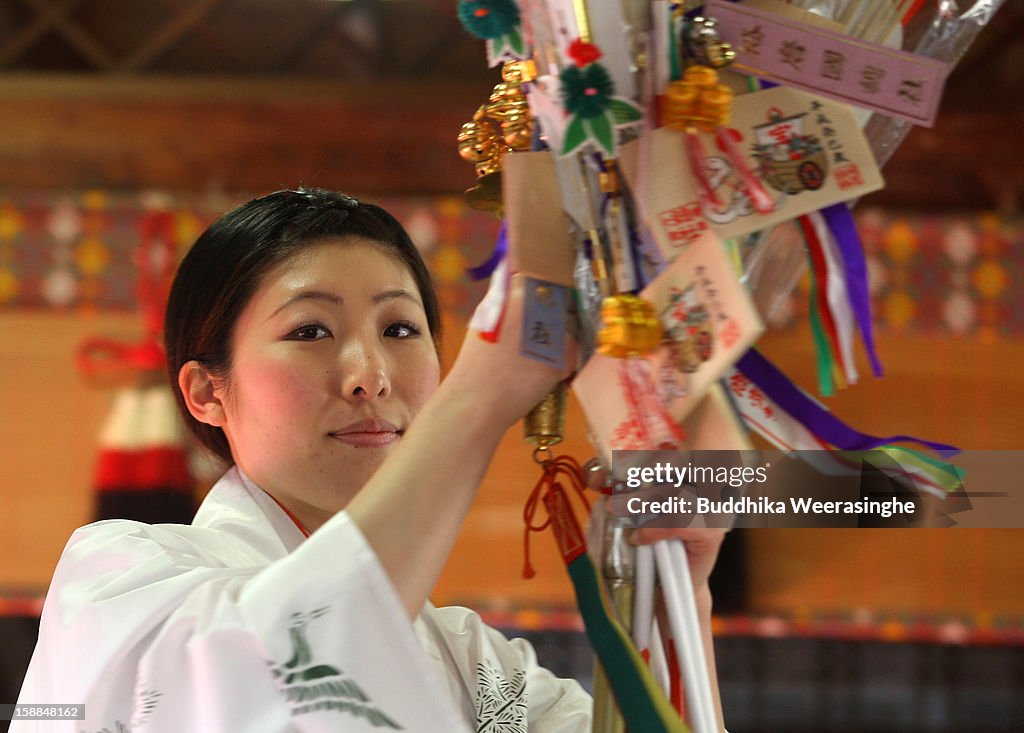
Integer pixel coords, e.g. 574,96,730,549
642,231,763,423
725,367,823,452
620,86,882,263
706,0,950,127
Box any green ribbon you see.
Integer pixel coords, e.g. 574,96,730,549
806,250,835,397
669,12,683,82
834,444,966,495
566,551,690,733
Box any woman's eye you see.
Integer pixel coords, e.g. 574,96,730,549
291,324,331,341
384,321,421,339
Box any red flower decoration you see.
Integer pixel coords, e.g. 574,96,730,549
568,39,603,67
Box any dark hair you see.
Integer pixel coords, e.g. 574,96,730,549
165,188,442,464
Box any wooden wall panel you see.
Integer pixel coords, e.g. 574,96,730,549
0,76,1020,209
438,324,1024,614
0,312,140,588
741,327,1024,618
2,303,1023,616
0,76,486,194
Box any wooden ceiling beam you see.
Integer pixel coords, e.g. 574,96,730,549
0,0,84,67
116,0,227,74
0,74,1018,210
19,0,114,70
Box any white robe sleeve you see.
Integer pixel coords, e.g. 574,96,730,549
419,605,592,733
14,511,473,733
504,632,592,733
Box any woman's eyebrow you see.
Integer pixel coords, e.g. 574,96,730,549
268,290,342,320
373,289,422,307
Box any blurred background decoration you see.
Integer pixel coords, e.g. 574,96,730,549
0,2,1023,731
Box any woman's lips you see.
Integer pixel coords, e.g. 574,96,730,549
330,419,401,448
331,431,400,448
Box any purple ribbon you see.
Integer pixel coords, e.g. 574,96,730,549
737,348,959,458
820,202,884,377
467,219,508,281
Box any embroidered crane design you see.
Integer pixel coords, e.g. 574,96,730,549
268,606,402,729
475,661,527,733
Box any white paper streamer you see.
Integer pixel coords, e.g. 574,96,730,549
808,211,859,384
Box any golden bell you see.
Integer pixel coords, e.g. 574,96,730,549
524,382,567,449
687,16,736,70
465,170,504,214
474,146,507,178
596,294,664,358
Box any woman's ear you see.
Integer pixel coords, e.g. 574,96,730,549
178,360,226,427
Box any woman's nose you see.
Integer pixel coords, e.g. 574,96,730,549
341,341,391,400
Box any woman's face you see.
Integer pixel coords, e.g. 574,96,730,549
216,237,441,530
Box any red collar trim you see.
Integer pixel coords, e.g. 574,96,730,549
265,492,311,538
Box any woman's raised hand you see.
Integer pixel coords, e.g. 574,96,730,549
447,273,576,430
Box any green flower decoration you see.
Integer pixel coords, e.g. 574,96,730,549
560,62,644,158
458,0,525,64
457,0,519,40
561,64,614,119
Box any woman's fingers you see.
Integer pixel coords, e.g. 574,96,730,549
630,527,727,589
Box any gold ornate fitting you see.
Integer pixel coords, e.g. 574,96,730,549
598,161,621,196
457,60,537,210
501,59,537,85
663,64,733,133
595,294,664,358
686,15,737,69
457,109,505,177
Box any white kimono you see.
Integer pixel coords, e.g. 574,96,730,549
14,468,591,732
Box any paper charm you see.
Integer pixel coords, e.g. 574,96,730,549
642,230,764,423
574,230,763,462
620,86,884,264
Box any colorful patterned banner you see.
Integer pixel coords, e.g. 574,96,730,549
0,192,1020,339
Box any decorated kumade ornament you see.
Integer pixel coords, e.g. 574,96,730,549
560,41,643,158
450,1,1000,730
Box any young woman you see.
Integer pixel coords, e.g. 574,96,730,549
14,189,725,732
